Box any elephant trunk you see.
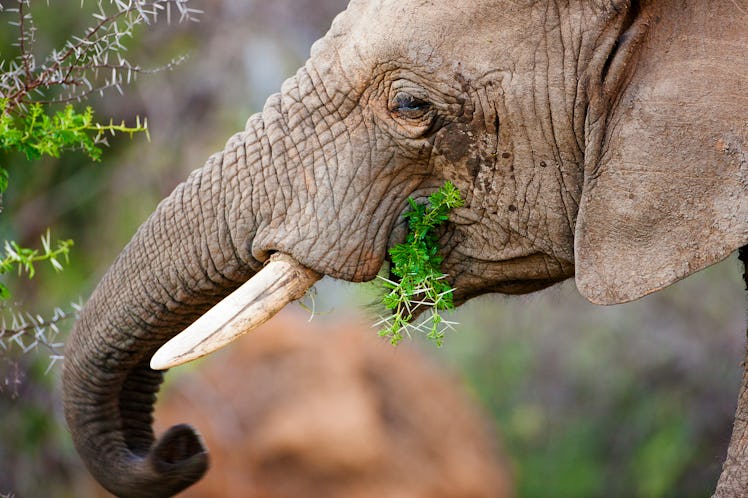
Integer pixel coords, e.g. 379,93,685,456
62,127,274,497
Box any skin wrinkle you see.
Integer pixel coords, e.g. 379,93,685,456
571,28,585,154
162,203,212,298
553,168,578,245
350,167,380,267
287,116,316,221
236,130,264,270
131,238,173,332
259,100,283,232
200,155,227,284
306,61,360,245
529,177,545,247
535,4,585,247
578,1,611,139
580,4,634,180
361,156,413,265
542,7,568,174
325,121,354,223
340,122,371,209
534,180,551,252
559,4,575,141
221,158,248,272
279,140,302,235
484,98,501,205
559,10,586,171
341,130,362,222
519,176,535,246
305,66,344,210
181,172,219,295
298,92,329,204
250,120,271,243
326,44,362,115
267,133,294,235
309,65,347,132
315,113,341,222
305,128,337,245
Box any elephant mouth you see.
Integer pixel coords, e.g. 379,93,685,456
380,198,568,306
155,178,560,371
486,278,564,295
447,251,574,305
151,212,571,371
451,274,568,306
384,192,439,249
152,193,449,370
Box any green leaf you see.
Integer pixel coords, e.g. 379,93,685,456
0,282,10,300
0,168,8,194
378,181,463,345
0,103,147,163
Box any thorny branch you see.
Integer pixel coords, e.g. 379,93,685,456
0,0,201,112
0,2,201,378
0,301,80,373
0,1,201,362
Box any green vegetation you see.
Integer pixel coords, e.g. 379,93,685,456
0,101,148,167
0,102,147,300
0,0,171,303
0,231,73,300
377,181,463,345
0,0,198,349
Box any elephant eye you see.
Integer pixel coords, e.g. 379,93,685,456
391,91,432,120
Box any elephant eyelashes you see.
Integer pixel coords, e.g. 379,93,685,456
390,91,432,120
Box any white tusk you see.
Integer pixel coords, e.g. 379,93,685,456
150,253,321,370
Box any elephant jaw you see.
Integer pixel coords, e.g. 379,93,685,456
150,253,321,370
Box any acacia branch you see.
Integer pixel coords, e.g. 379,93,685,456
0,0,199,113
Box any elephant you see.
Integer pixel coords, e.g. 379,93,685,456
62,0,748,497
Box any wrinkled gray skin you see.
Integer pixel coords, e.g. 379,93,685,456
63,1,748,497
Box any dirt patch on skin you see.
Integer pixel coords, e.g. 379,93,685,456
152,311,512,498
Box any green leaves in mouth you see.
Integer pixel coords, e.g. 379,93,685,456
376,181,464,346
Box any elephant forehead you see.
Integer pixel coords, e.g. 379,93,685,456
321,0,532,75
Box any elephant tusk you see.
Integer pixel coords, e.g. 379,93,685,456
150,253,321,370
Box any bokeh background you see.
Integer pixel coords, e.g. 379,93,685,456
0,1,745,497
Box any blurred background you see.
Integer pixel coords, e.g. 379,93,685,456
0,1,745,497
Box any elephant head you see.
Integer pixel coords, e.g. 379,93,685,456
63,1,748,496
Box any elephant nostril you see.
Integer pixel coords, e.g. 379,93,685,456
153,424,207,466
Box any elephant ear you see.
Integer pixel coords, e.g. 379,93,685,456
575,1,748,305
